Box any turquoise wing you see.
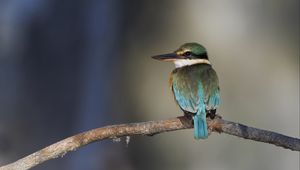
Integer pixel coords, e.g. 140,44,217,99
207,87,220,110
172,81,208,139
172,80,205,114
171,64,220,139
202,67,220,110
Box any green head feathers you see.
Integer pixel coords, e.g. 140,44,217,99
151,42,209,62
175,43,208,59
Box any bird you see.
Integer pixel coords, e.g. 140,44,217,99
152,42,220,139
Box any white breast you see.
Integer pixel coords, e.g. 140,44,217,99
174,59,211,68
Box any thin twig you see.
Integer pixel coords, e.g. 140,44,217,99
0,116,299,170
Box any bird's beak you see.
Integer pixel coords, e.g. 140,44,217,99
151,53,183,61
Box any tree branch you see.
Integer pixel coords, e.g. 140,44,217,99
0,116,299,170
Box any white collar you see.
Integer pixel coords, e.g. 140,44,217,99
174,59,211,68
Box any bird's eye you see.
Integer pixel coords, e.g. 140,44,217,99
183,51,192,57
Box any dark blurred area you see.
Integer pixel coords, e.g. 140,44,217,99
0,0,299,170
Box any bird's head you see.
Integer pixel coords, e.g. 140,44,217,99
152,42,210,68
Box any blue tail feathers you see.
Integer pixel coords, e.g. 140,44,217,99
193,113,208,139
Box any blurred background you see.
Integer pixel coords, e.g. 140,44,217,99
0,0,299,170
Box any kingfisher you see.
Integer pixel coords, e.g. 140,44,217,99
152,42,220,139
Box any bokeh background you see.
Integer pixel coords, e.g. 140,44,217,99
0,0,299,170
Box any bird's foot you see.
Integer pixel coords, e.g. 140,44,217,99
206,110,216,119
207,113,216,119
206,109,222,119
177,112,194,127
183,111,194,120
